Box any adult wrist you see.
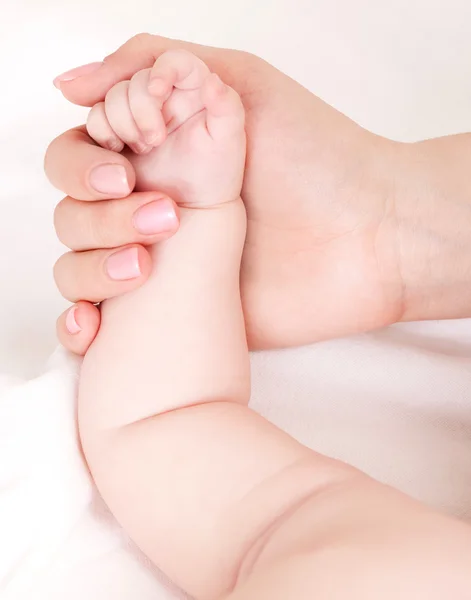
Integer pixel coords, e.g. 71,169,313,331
392,135,471,323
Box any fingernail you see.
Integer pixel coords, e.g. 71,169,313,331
144,129,167,147
89,164,131,196
106,247,141,281
133,199,178,235
66,306,82,335
144,132,159,146
53,61,104,88
131,141,152,155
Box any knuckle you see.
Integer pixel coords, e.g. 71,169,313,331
55,197,113,251
54,197,86,249
233,49,262,80
105,80,128,102
87,102,104,123
233,49,261,69
53,199,68,244
53,253,74,300
85,121,95,142
93,207,114,247
130,68,151,85
239,50,258,63
130,32,155,49
169,48,193,59
80,205,106,249
89,201,124,249
44,134,63,178
130,70,142,85
86,103,105,139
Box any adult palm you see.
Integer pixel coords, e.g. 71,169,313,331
48,34,403,349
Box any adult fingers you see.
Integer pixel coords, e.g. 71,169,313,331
53,33,248,107
45,126,136,201
57,302,101,356
54,245,152,304
54,192,179,251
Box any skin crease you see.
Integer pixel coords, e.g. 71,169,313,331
69,46,471,600
46,34,471,599
49,34,471,353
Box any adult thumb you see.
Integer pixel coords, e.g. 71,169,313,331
53,34,184,107
53,33,236,108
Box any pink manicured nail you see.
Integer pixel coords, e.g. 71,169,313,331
53,62,104,88
106,248,141,281
133,199,178,235
66,306,82,335
89,164,130,196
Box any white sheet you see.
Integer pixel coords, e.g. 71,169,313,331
2,0,471,597
2,326,471,598
0,350,184,599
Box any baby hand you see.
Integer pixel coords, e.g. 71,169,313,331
86,49,246,208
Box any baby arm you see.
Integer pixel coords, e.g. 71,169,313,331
79,209,471,600
78,50,471,600
77,50,349,598
78,194,360,600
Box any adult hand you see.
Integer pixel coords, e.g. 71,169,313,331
47,34,471,354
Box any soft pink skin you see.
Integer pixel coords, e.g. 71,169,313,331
53,61,104,88
71,47,471,600
48,35,471,359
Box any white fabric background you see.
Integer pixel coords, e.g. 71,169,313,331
1,0,471,596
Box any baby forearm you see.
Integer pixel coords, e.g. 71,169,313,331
77,198,351,599
79,200,249,430
78,200,255,597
